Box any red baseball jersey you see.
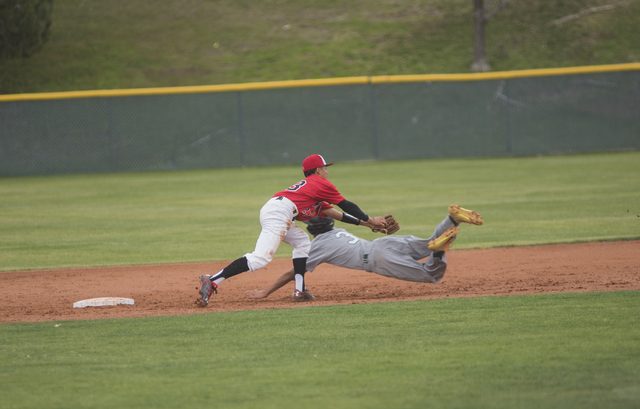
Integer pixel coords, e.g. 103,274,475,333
274,174,345,221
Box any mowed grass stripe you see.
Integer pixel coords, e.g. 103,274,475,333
1,291,639,409
1,151,639,271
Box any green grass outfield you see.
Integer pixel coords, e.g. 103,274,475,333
1,151,639,272
1,292,639,409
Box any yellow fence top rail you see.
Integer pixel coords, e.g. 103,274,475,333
1,63,639,102
370,62,640,83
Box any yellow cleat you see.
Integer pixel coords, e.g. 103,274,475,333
428,226,460,252
449,204,483,226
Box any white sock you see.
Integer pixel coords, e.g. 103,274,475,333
294,274,305,292
211,270,226,286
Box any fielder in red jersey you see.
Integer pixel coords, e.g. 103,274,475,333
197,154,387,306
274,173,346,221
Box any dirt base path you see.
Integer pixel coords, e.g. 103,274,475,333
2,240,639,323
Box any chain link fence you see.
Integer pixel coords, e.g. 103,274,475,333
1,67,638,176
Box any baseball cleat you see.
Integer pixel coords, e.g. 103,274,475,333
199,275,218,307
292,290,315,302
449,204,483,225
428,226,460,252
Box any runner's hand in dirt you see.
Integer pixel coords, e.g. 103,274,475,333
244,289,270,299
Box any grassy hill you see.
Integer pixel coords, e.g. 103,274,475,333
1,0,639,94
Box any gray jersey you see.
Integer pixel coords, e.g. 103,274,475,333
306,228,373,272
306,215,456,283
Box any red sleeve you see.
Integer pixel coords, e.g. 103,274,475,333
319,202,334,214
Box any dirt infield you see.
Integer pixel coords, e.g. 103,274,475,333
2,240,639,323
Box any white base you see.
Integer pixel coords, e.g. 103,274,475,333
73,297,135,308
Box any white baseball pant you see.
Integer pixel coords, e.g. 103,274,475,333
244,196,311,272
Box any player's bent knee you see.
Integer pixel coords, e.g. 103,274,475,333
245,253,273,271
291,240,311,259
292,246,310,259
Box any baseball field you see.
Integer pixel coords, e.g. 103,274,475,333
1,152,639,408
2,0,640,407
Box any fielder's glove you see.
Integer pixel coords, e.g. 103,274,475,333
371,214,400,235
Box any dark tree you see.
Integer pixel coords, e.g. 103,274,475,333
471,0,510,72
0,0,53,61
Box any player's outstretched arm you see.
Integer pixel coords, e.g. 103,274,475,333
321,207,384,228
244,268,295,299
336,199,386,228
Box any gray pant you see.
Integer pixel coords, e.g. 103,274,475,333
366,216,456,283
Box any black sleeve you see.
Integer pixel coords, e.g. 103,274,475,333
336,200,369,222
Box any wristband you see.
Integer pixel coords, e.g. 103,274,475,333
341,213,361,226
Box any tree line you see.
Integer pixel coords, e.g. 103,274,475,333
0,0,53,61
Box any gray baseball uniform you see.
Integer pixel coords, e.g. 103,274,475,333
306,215,456,283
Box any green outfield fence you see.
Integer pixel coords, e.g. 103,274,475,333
1,64,639,176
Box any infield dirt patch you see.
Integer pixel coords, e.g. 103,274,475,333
2,240,639,323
